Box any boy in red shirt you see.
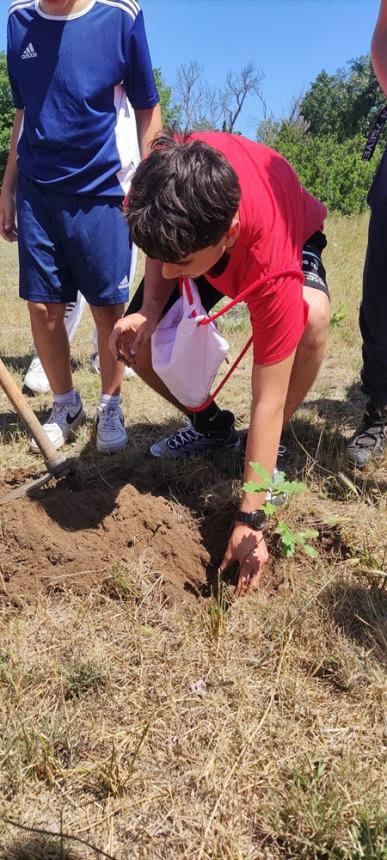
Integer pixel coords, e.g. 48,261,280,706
109,133,330,597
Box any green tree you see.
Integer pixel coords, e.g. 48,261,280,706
301,55,385,142
258,54,387,214
271,123,379,214
153,67,181,129
0,51,15,183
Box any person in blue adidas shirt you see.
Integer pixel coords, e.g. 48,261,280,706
0,0,161,453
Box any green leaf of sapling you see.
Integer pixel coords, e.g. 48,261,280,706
302,544,318,558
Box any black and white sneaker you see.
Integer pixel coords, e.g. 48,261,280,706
30,395,85,451
149,410,240,458
346,402,387,468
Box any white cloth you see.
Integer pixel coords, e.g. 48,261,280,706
151,278,229,408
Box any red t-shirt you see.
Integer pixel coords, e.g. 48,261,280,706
187,132,327,365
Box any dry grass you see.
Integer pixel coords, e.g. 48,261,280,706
0,215,387,859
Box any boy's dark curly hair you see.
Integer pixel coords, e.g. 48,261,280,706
126,135,241,262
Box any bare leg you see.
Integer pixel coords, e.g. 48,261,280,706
28,301,72,394
283,286,330,426
90,304,126,395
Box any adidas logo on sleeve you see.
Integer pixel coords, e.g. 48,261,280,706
21,42,37,59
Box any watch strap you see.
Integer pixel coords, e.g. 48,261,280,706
235,509,266,531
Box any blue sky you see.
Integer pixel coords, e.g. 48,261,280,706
0,0,381,138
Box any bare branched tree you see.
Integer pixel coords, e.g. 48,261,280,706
220,62,264,133
202,82,224,130
174,60,265,133
175,61,205,130
257,89,309,145
287,90,309,133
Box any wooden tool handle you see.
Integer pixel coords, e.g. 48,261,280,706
0,357,69,477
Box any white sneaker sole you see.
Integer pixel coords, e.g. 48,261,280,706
96,434,128,454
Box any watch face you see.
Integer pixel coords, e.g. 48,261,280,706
237,510,266,530
251,510,265,530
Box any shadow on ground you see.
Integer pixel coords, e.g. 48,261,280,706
283,380,366,470
4,835,81,860
0,407,60,445
1,353,85,376
322,580,387,662
301,380,366,426
1,354,33,375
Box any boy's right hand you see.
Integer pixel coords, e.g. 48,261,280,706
0,189,17,242
108,311,157,366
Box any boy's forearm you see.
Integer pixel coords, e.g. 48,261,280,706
240,356,294,512
240,400,284,513
1,109,24,194
134,104,162,159
372,0,387,94
141,257,177,318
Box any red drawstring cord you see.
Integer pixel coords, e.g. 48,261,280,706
197,268,304,325
187,335,253,412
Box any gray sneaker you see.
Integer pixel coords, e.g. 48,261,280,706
346,402,387,468
96,402,128,454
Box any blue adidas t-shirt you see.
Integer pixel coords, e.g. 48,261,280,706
7,0,160,196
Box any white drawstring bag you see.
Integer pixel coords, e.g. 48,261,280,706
151,277,229,408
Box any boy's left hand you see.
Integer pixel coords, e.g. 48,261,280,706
108,311,157,365
219,523,269,598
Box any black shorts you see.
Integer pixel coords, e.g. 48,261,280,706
302,231,330,299
126,231,329,318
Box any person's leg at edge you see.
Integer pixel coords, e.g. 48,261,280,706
346,160,387,468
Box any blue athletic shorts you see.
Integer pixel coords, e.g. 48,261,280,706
16,174,132,306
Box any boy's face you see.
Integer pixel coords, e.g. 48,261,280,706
161,216,240,281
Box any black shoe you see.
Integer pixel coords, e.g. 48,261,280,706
149,410,240,458
346,401,387,468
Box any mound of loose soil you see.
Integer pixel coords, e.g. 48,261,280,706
0,473,209,601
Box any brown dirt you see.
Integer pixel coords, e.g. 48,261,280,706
0,470,209,602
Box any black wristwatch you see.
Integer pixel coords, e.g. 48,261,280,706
235,509,267,532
